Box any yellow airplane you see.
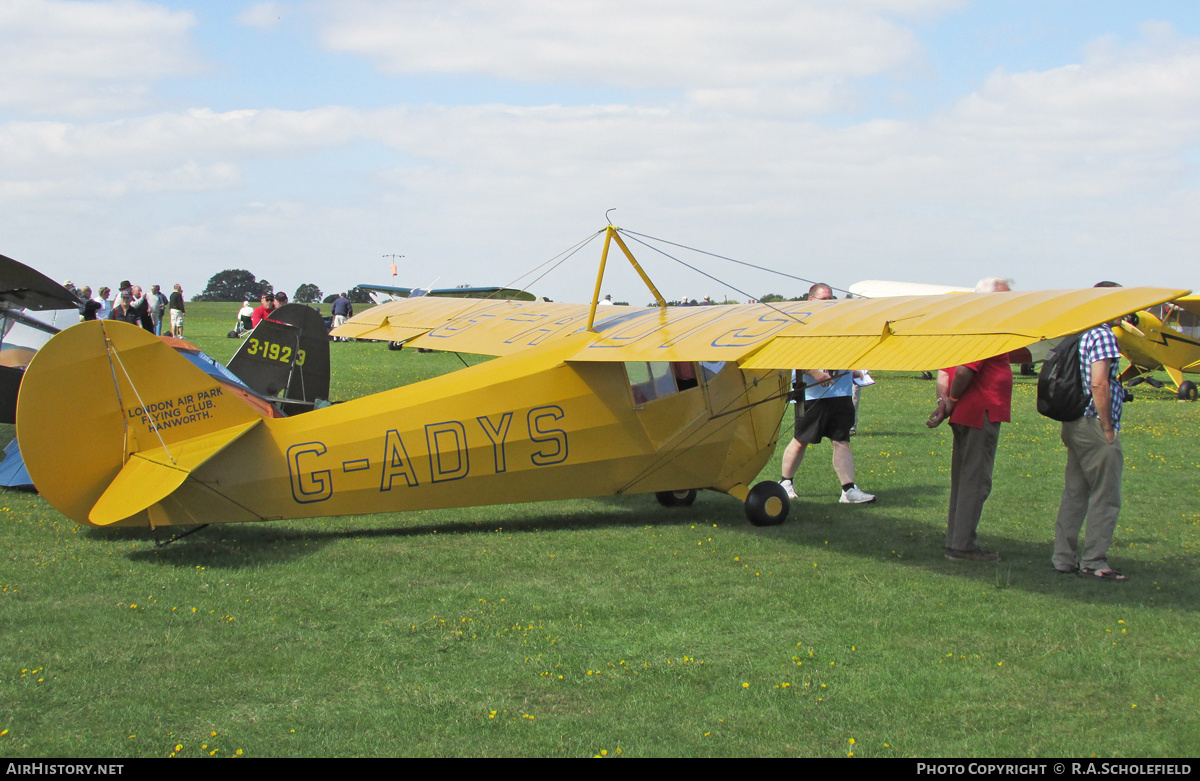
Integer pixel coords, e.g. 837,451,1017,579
14,227,1188,538
1113,296,1200,401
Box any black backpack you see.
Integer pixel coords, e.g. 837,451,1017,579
1037,333,1088,422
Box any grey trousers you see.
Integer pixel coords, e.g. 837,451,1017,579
1053,416,1122,572
947,418,1001,552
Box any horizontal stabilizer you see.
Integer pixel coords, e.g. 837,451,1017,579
89,420,260,526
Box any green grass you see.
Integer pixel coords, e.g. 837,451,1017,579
1,303,1198,757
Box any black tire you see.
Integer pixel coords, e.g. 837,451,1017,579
1179,380,1198,401
920,371,933,381
387,341,403,351
1020,363,1037,377
655,489,697,507
745,481,790,527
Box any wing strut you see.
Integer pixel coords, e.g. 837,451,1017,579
587,226,668,331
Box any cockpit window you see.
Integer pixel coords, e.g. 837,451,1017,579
627,361,704,403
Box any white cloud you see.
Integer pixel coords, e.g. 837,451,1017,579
237,2,285,30
315,0,954,114
0,0,202,117
4,15,1199,301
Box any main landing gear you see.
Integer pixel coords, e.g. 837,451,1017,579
744,481,790,527
655,489,698,507
654,482,791,526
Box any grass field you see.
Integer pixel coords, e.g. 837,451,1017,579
1,303,1198,758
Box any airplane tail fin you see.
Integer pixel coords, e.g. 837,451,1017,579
16,321,264,527
226,303,330,416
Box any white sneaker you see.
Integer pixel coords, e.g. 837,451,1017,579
780,479,797,500
840,486,876,504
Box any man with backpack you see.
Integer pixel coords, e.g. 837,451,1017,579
926,277,1015,562
1050,282,1128,581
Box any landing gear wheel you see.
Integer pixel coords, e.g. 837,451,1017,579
387,341,403,351
656,489,697,507
1179,380,1198,401
1020,363,1037,377
745,481,790,527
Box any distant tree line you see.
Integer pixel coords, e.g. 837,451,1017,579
193,270,373,304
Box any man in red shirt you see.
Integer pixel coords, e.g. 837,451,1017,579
926,277,1015,562
250,293,276,327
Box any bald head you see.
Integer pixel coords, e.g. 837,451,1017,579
975,277,1013,293
809,283,834,301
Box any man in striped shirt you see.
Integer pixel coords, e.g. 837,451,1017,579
1052,282,1127,582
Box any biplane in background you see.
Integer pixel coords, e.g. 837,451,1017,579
0,254,83,489
1111,296,1200,401
15,227,1188,539
0,253,82,424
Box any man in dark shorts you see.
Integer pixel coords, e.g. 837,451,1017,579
779,284,876,504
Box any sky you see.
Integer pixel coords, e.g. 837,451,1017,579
2,0,1199,304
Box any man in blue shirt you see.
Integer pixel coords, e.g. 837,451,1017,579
780,284,876,505
1053,282,1127,581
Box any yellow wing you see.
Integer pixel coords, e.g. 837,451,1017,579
332,287,1189,371
330,297,592,354
1169,294,1200,318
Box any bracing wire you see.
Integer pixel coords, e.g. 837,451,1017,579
617,232,813,324
619,229,852,298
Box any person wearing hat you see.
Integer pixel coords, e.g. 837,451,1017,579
107,288,141,325
251,293,277,328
